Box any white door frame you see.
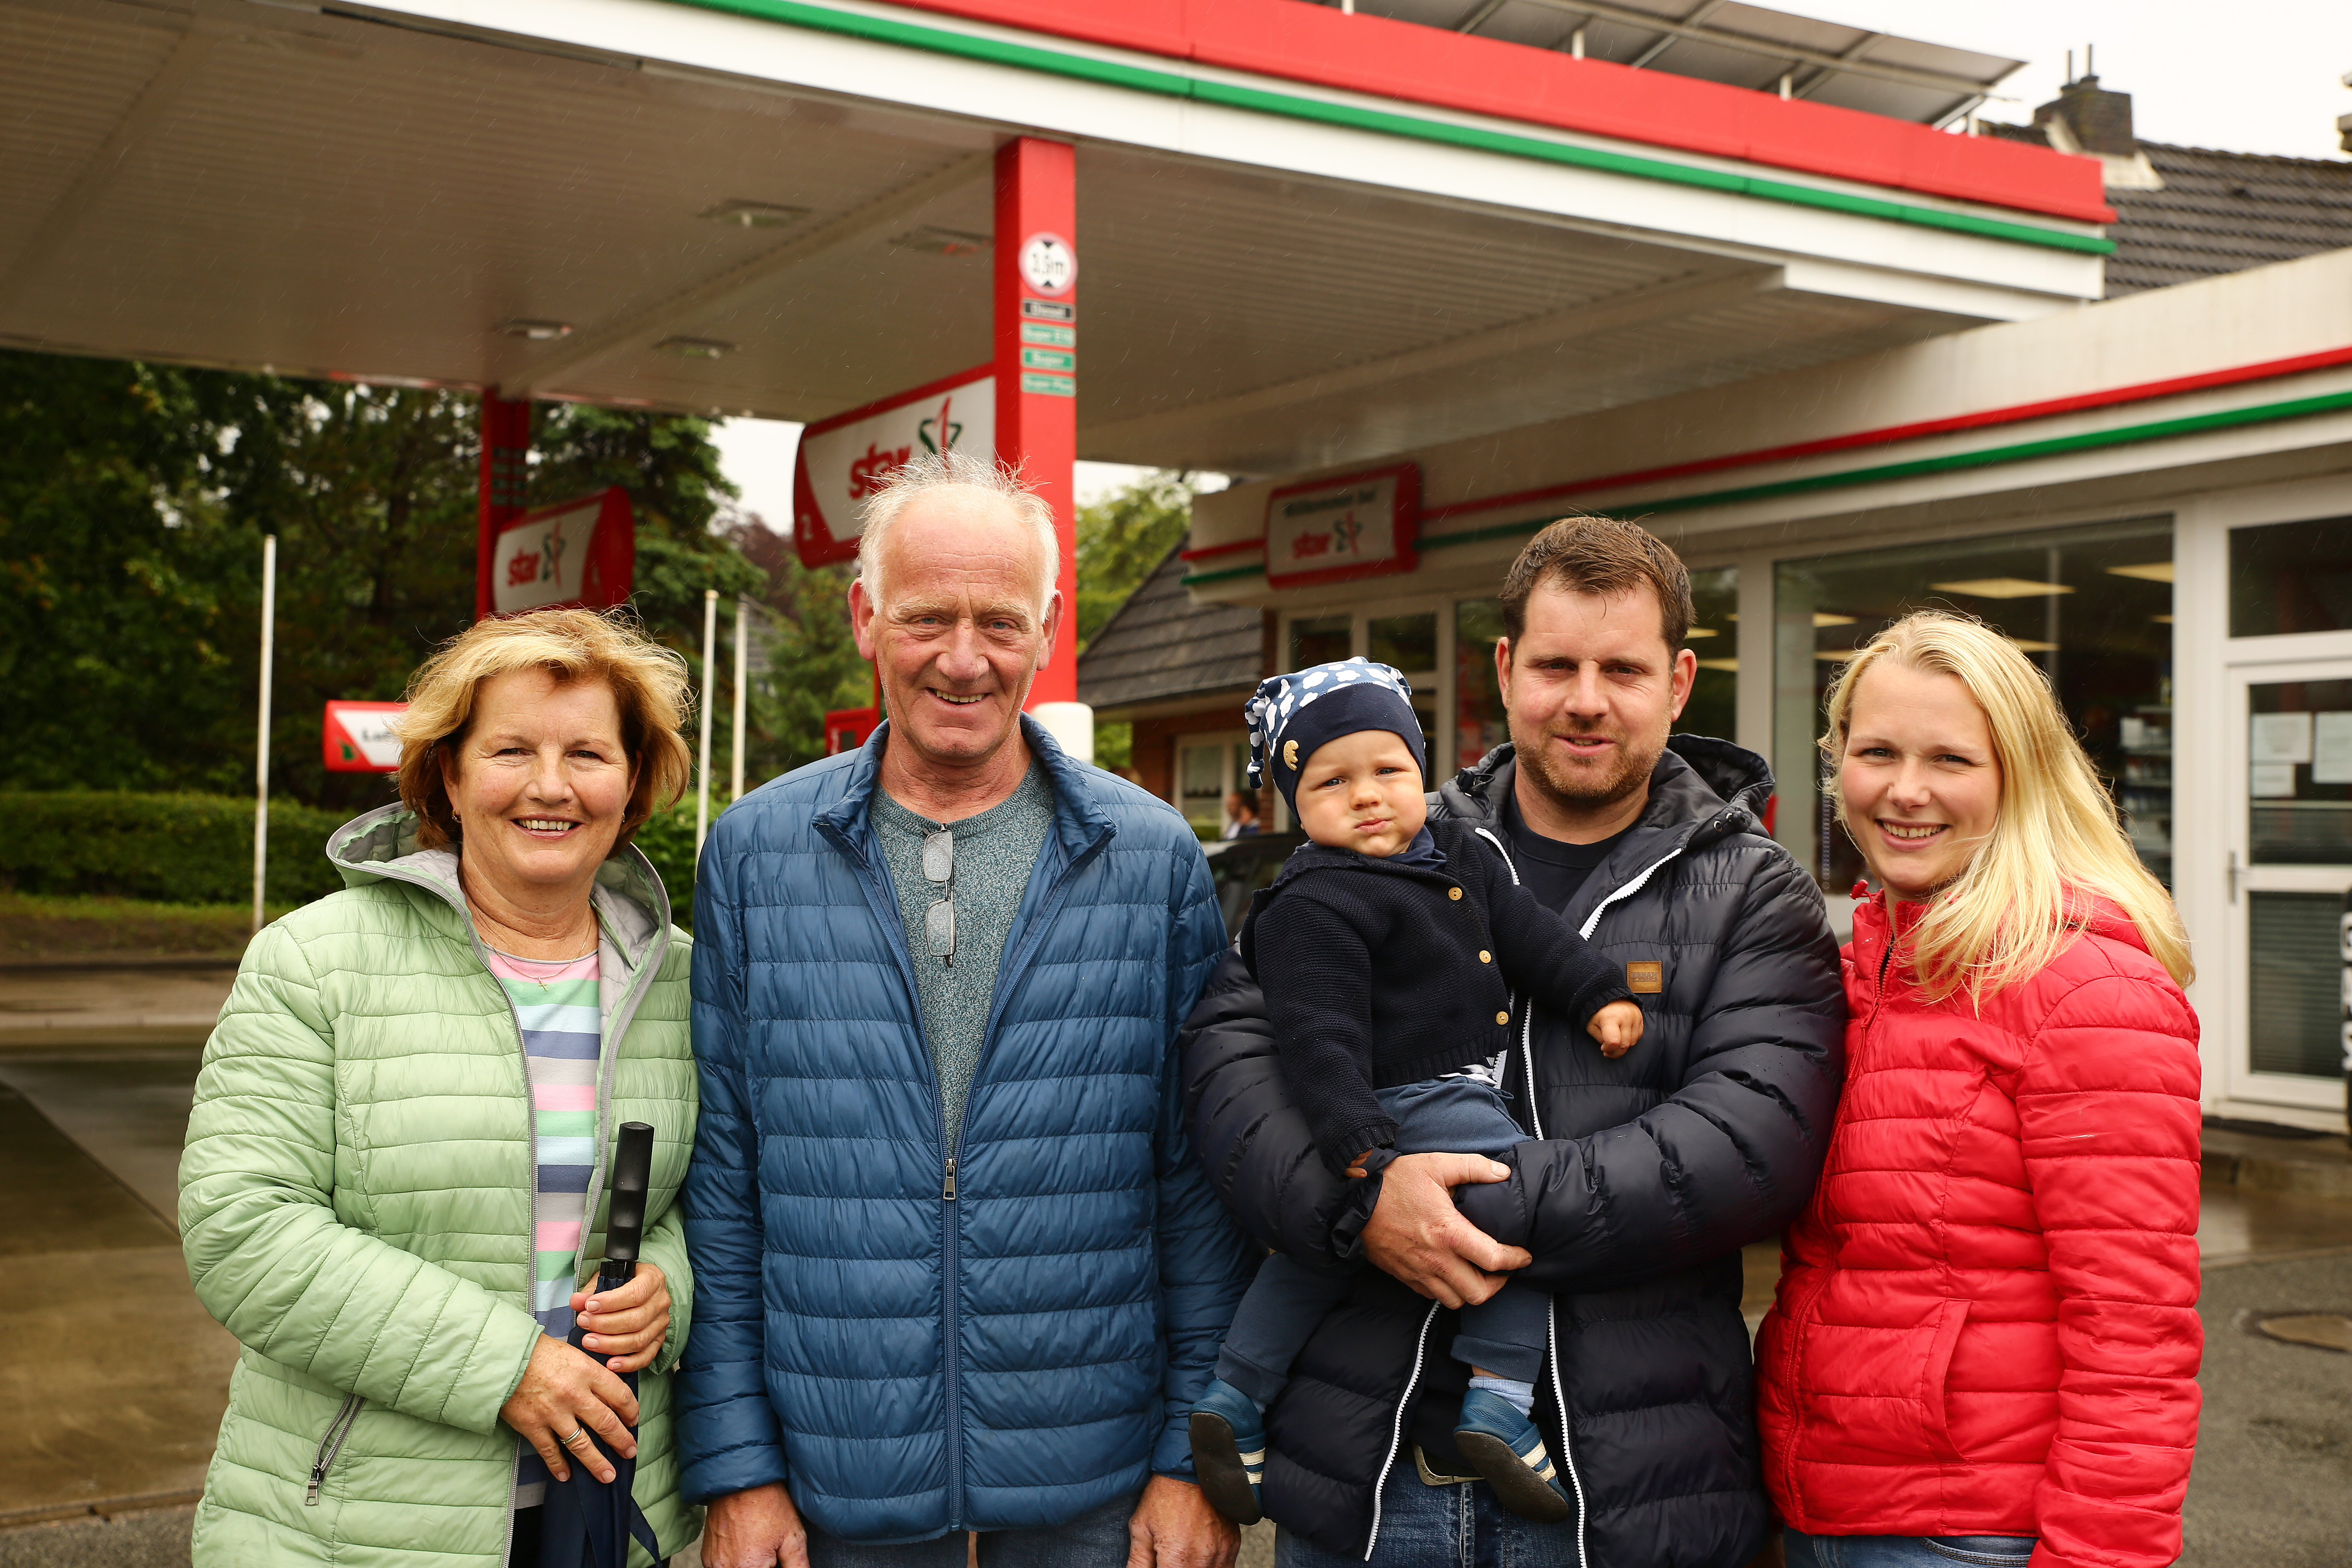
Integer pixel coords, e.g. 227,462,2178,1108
2218,650,2352,1114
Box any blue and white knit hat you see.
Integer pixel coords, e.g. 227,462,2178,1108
1244,657,1425,811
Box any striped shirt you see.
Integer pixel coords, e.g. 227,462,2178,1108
486,945,600,1507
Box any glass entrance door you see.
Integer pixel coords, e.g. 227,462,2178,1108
2226,660,2352,1113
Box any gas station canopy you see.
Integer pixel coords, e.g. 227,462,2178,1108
4,0,2105,480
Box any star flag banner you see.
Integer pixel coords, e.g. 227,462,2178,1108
792,365,994,568
323,701,408,773
489,487,635,616
1263,463,1421,590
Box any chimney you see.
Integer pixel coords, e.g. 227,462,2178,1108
2035,74,2136,157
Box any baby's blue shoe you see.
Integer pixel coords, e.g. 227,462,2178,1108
1187,1378,1266,1526
1454,1388,1572,1523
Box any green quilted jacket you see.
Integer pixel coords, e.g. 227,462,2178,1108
180,804,700,1566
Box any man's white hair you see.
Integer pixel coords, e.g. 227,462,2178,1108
855,449,1058,611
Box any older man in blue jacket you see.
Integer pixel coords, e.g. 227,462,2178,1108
684,451,1252,1568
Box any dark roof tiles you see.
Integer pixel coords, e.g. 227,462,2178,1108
1986,124,2352,297
1076,546,1264,712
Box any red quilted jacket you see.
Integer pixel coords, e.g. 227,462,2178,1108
1755,890,2202,1568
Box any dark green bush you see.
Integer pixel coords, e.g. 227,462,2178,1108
632,799,700,934
0,791,350,906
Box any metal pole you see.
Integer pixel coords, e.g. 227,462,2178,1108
696,588,717,853
731,596,749,804
251,534,277,935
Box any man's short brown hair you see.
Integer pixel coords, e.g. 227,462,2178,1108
1497,513,1693,649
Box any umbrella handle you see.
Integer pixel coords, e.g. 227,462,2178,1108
598,1121,655,1283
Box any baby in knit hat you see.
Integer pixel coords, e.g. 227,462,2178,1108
1188,657,1644,1530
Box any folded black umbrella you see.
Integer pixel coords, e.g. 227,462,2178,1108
541,1121,662,1568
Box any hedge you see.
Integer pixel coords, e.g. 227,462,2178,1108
0,791,715,925
0,792,352,907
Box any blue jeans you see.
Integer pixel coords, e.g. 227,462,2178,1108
802,1492,1138,1567
1274,1464,1579,1567
1216,1076,1548,1404
1785,1530,2038,1567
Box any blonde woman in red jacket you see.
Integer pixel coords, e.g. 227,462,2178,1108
1755,610,2201,1568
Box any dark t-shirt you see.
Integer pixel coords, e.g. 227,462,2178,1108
1499,785,1633,914
1406,785,1631,1472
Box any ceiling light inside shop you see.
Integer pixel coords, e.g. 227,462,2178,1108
499,318,573,341
2108,562,2176,583
2154,614,2176,624
657,336,735,360
700,199,809,228
1697,658,1738,673
1816,649,1858,662
891,225,991,256
1813,612,1856,627
1687,626,1719,638
1930,578,2075,599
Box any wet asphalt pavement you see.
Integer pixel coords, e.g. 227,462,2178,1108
0,968,2346,1567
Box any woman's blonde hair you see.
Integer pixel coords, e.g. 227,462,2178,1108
392,607,693,852
1821,609,2191,1001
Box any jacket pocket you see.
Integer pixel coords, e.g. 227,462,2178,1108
1918,1298,1969,1463
1767,1271,1833,1507
305,1393,365,1506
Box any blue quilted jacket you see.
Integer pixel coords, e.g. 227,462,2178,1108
679,717,1253,1543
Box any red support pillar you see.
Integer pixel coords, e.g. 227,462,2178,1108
993,136,1080,710
476,392,531,621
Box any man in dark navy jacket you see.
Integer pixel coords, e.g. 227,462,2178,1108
686,452,1252,1568
1183,517,1845,1568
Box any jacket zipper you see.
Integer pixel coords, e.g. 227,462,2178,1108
1470,825,1682,1568
1778,901,1892,1512
843,803,1104,1532
1361,1301,1440,1561
340,843,673,1556
938,822,1100,1526
305,1392,365,1505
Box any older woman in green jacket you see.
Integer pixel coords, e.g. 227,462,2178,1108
181,607,702,1567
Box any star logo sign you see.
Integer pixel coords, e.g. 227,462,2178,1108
917,394,964,457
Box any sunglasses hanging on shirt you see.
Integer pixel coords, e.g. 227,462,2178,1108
922,828,956,966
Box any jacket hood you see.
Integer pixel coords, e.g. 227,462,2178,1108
325,801,672,967
1435,733,1775,858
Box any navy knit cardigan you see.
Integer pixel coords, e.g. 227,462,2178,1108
1238,817,1633,1172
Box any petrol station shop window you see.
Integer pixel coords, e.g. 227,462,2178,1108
1371,612,1440,750
1454,566,1738,775
2230,515,2352,637
1773,518,2174,895
1289,614,1351,669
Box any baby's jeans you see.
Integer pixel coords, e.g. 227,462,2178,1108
1214,1074,1548,1406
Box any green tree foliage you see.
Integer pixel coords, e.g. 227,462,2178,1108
0,349,753,813
0,353,270,797
733,521,872,782
1074,470,1201,771
1074,470,1197,651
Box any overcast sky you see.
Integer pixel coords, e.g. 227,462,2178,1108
715,0,2352,527
1827,0,2351,159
